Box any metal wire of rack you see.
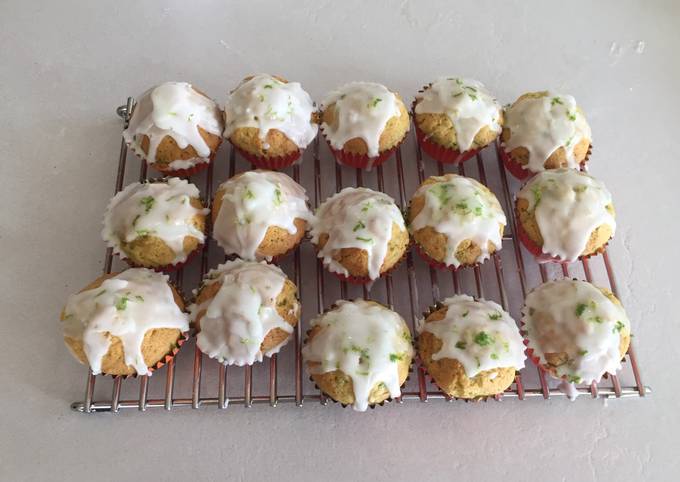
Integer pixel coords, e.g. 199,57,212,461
71,98,650,413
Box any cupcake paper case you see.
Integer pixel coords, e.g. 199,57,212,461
302,299,414,411
190,260,300,366
417,294,525,399
123,82,224,176
60,268,189,377
515,168,616,262
320,82,410,170
413,77,503,164
500,91,591,179
102,177,209,270
224,74,318,169
521,279,631,387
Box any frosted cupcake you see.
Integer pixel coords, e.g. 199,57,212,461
224,74,318,169
310,187,409,283
212,170,312,260
61,268,189,376
123,82,224,176
418,295,525,399
102,178,208,270
302,299,414,411
501,91,592,179
522,279,631,388
191,260,300,366
320,82,410,169
414,77,502,164
408,174,506,270
516,168,615,262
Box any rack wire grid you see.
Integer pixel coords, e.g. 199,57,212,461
71,98,650,413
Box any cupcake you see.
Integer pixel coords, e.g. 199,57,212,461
310,187,409,283
102,177,209,270
60,268,189,376
408,174,506,270
212,170,312,260
224,74,318,169
190,260,300,366
123,82,224,176
320,82,410,169
302,299,414,411
500,91,592,179
515,168,615,262
414,77,502,164
522,279,631,386
417,295,525,399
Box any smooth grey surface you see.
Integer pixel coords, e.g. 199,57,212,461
1,1,679,481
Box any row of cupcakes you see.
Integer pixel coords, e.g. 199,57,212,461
124,75,591,176
102,165,616,278
61,264,631,411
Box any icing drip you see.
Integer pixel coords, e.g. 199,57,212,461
62,269,189,375
522,279,630,384
321,82,403,157
302,299,414,412
503,92,591,172
310,187,406,280
558,380,580,401
123,82,223,167
102,178,209,264
417,295,525,378
213,170,312,260
415,77,502,151
191,260,296,366
517,168,616,261
224,74,318,149
410,174,506,268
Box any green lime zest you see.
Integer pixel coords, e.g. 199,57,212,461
474,331,494,346
115,296,129,311
140,196,155,213
367,97,383,108
273,187,283,206
567,374,582,384
389,353,403,362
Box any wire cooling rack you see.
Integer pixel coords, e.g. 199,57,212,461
71,98,650,413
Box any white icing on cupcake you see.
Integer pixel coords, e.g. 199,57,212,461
415,77,502,152
123,82,223,169
310,187,406,280
62,268,189,375
191,260,297,366
212,170,312,260
517,168,616,261
102,178,208,265
302,299,413,412
410,174,506,268
503,92,591,173
417,295,525,378
321,82,405,157
224,74,318,150
522,279,630,384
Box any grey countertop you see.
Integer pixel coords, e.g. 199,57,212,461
1,1,679,480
